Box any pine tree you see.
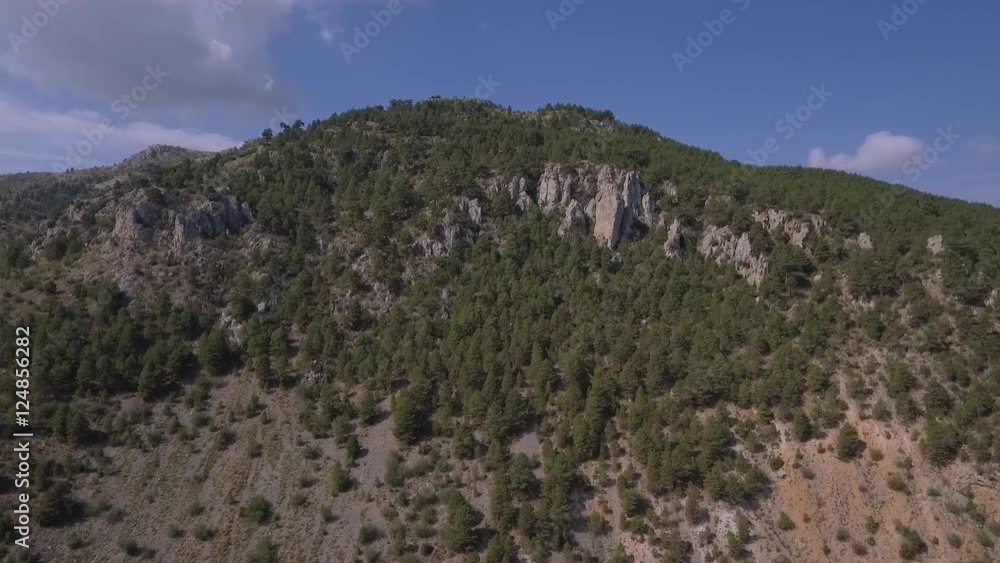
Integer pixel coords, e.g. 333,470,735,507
442,491,479,552
835,423,864,460
198,327,230,377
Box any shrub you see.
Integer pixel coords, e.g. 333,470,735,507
118,538,141,557
240,496,274,525
835,423,864,460
247,538,279,563
320,504,335,523
896,524,926,560
359,523,380,545
193,523,216,541
887,474,908,493
777,512,795,531
331,462,353,494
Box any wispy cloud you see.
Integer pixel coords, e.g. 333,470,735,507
807,131,924,172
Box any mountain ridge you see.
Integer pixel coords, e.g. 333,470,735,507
1,97,998,563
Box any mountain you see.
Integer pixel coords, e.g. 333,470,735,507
1,98,998,563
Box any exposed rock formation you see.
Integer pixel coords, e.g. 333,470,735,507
538,164,576,211
535,162,662,249
483,175,532,212
927,235,944,256
416,212,471,258
753,208,826,249
456,197,483,226
663,219,684,258
857,233,874,250
698,225,769,286
112,202,159,243
172,194,254,252
558,200,587,237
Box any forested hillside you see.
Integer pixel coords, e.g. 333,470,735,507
1,98,998,563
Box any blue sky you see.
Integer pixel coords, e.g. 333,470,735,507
1,0,998,204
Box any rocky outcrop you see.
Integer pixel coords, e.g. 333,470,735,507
663,219,684,258
456,197,483,226
926,235,944,256
698,225,768,286
534,162,662,249
753,208,826,249
173,194,254,252
112,202,159,243
483,175,532,212
592,167,649,249
416,211,471,258
538,164,576,211
558,200,587,237
857,233,874,250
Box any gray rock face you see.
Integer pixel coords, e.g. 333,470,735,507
457,197,483,225
416,211,471,258
538,163,576,211
857,232,874,250
525,162,662,249
697,225,769,286
558,200,587,237
663,219,684,258
588,165,657,249
926,235,944,256
753,208,826,249
112,202,159,242
173,194,254,252
483,175,532,212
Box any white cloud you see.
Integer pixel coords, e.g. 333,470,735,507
0,0,361,113
807,131,925,172
208,40,234,64
0,96,240,172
